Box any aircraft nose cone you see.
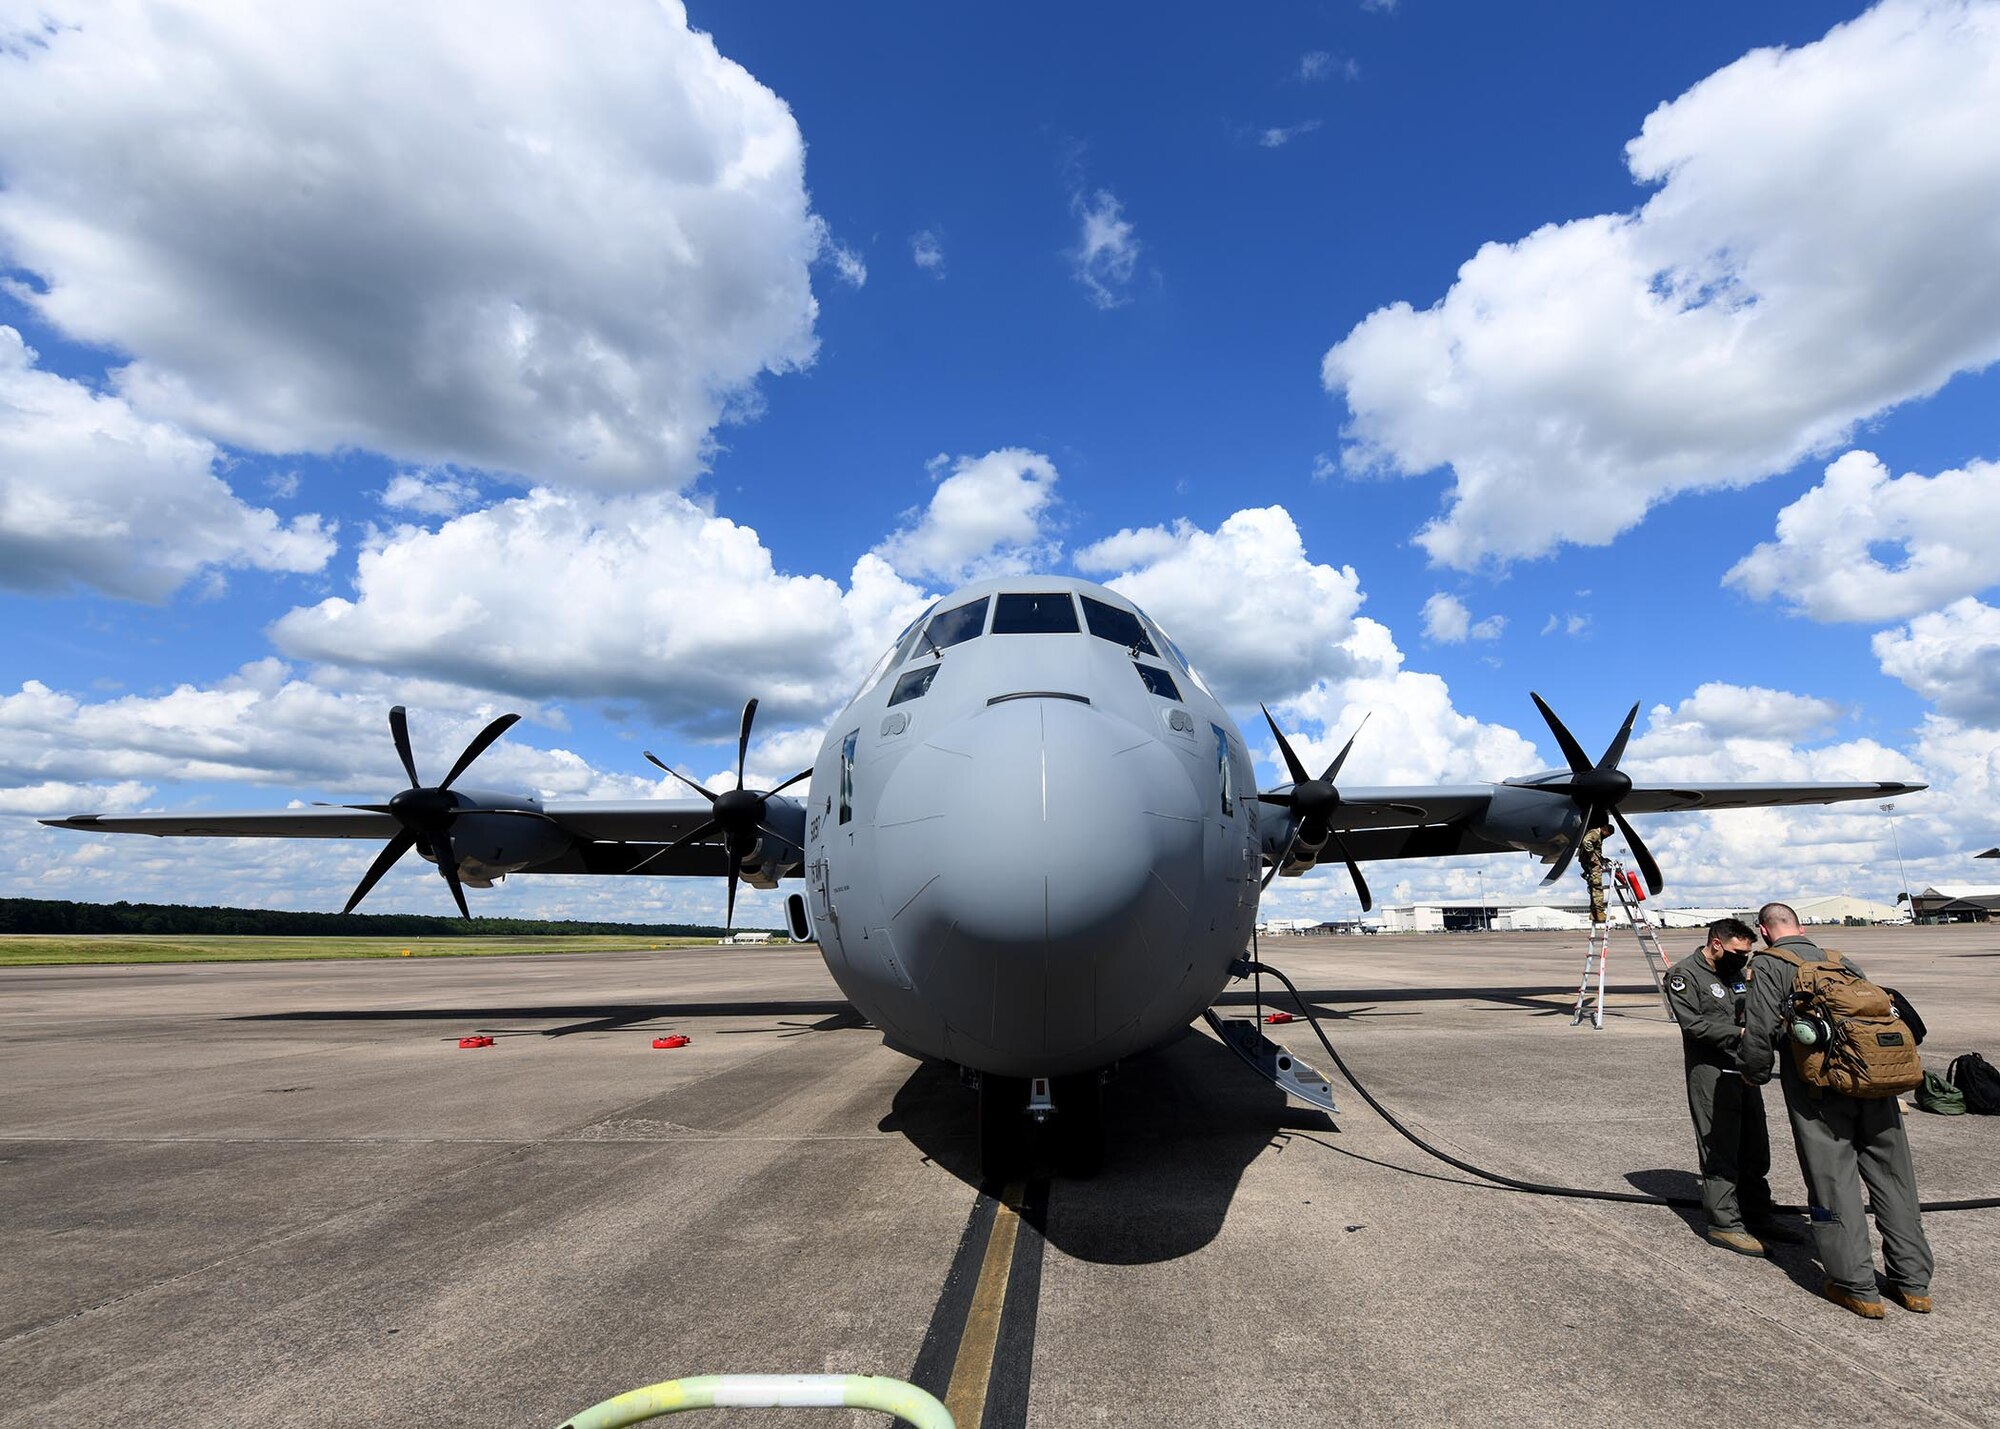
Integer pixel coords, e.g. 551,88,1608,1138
875,697,1208,1072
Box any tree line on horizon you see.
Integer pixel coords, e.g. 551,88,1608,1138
0,897,756,939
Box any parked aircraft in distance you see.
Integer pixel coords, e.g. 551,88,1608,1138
46,576,1924,1172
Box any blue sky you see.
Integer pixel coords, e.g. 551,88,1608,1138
2,0,1996,925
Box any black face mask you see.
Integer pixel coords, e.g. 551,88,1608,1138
1715,953,1748,978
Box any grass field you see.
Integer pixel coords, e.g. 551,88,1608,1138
0,934,727,967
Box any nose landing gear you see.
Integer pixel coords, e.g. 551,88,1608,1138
975,1069,1108,1180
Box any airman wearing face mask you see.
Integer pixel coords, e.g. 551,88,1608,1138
1664,916,1808,1256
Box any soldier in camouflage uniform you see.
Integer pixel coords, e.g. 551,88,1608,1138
1740,902,1934,1318
1665,917,1803,1256
1577,823,1609,925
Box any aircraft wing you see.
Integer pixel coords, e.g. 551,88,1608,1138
1616,781,1925,813
43,808,402,839
40,799,732,845
1260,776,1930,890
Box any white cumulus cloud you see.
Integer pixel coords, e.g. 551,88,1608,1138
1421,592,1504,643
874,449,1062,583
381,470,482,518
1726,449,2000,621
1640,682,1845,746
1074,506,1364,705
1872,597,2000,726
0,0,824,492
0,326,334,601
1321,0,2000,568
911,230,946,275
270,489,929,734
1272,619,1542,785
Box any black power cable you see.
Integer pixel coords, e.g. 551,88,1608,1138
1240,956,2000,1215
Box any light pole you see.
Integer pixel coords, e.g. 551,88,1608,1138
1881,803,1914,922
1475,865,1488,933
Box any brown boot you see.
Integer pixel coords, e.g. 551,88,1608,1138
1887,1286,1933,1313
1705,1227,1767,1257
1820,1281,1886,1319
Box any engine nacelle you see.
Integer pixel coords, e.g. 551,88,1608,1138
1475,783,1582,857
414,803,572,883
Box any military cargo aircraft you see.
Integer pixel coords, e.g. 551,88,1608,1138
44,575,1923,1172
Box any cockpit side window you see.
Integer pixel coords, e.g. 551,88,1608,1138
888,666,938,706
992,592,1080,634
838,730,858,825
889,606,938,666
1081,595,1157,655
925,597,989,651
853,603,937,699
1149,616,1212,695
1135,664,1180,700
1212,724,1233,817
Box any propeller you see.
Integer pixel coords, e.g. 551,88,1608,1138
643,698,811,929
343,706,520,918
1255,706,1375,912
1529,691,1663,895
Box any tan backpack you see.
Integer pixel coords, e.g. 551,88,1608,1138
1765,946,1922,1099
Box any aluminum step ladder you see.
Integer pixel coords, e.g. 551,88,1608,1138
1571,859,1674,1027
1609,859,1677,1018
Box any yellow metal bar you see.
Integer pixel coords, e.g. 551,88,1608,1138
556,1373,953,1428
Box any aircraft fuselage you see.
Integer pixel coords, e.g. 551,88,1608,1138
798,577,1261,1079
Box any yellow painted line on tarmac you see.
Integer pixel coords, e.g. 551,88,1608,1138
943,1180,1026,1427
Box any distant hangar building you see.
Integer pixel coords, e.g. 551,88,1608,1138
1377,894,1905,933
1910,885,2000,923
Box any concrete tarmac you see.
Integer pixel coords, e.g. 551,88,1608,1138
3,927,1997,1427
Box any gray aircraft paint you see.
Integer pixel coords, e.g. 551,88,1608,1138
801,576,1259,1079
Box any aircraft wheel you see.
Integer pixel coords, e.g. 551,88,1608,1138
1052,1071,1105,1178
977,1074,1027,1183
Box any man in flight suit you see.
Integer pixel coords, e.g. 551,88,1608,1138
1739,902,1935,1317
1666,917,1802,1255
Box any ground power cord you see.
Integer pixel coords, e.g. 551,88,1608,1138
1239,954,2000,1215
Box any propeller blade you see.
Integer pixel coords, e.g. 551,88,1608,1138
1540,837,1580,888
432,827,471,919
735,699,758,792
1530,692,1594,775
1540,801,1604,886
1328,830,1373,912
1254,791,1299,809
1260,705,1312,787
1261,829,1300,890
388,706,421,788
724,862,740,929
343,828,419,915
766,767,813,798
1599,702,1640,773
1318,713,1372,784
666,819,722,853
644,751,719,803
439,712,521,791
1610,806,1665,896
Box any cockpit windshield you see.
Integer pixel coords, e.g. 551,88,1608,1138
1081,595,1156,655
992,592,1079,634
925,597,989,650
